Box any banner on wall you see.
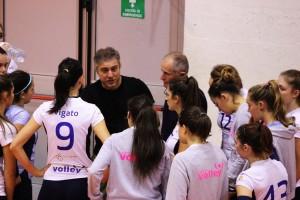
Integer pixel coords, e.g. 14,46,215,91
121,0,145,19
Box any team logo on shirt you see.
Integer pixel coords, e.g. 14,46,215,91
197,162,225,180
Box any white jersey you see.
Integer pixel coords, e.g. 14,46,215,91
166,124,179,151
236,158,288,200
267,121,296,199
166,143,228,200
6,105,30,125
217,111,236,157
0,121,16,196
88,127,173,200
227,103,251,189
6,104,36,176
287,107,300,187
33,97,104,181
217,88,248,158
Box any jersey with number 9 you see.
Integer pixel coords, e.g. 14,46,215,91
33,98,104,173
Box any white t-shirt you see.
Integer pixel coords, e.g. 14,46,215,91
88,127,173,200
166,124,179,152
6,105,36,176
0,121,16,196
236,158,288,200
6,105,30,125
227,103,250,188
287,107,300,187
218,88,248,158
33,97,104,181
217,111,236,158
166,143,228,200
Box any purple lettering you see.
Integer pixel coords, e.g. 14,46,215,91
52,166,81,174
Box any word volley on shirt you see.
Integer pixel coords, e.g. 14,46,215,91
53,165,82,174
198,162,225,180
58,110,79,118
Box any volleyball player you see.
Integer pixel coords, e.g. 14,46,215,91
6,70,35,200
0,75,16,200
208,66,251,195
278,69,300,199
236,123,288,200
166,106,228,200
88,95,173,200
165,76,204,153
247,80,296,199
0,47,9,75
209,64,247,160
10,58,110,200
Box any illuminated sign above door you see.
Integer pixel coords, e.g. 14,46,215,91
121,0,145,19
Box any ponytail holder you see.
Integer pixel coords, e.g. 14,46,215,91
263,82,271,90
257,120,264,131
64,69,69,73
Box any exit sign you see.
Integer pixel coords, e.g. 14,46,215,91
121,0,145,19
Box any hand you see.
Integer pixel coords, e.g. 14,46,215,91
33,164,50,177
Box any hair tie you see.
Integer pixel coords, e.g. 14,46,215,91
64,68,69,73
257,120,264,131
264,81,272,89
15,74,32,95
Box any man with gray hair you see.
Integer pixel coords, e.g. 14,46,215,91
81,47,153,155
160,52,207,142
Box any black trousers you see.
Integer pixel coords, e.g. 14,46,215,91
14,171,32,200
293,187,300,200
38,178,89,200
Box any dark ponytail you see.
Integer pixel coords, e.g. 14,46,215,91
179,106,211,140
0,75,14,156
128,95,165,180
0,75,14,129
237,122,273,157
169,76,206,112
48,58,83,114
208,66,241,98
8,70,32,103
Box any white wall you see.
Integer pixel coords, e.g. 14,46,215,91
5,0,79,95
184,0,300,144
5,2,79,199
